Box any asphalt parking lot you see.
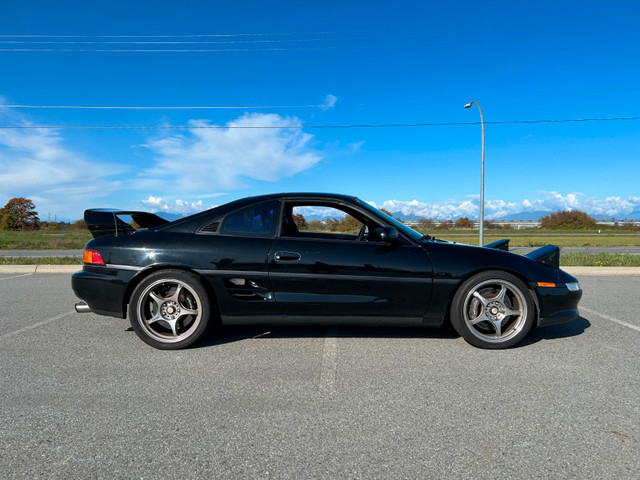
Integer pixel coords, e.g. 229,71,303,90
0,273,638,479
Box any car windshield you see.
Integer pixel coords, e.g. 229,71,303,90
356,198,424,241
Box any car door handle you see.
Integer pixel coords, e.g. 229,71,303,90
274,251,301,262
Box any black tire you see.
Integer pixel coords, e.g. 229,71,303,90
128,269,212,350
450,270,535,349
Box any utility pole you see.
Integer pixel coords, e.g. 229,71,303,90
464,101,485,247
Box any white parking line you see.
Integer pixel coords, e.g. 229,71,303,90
580,306,640,333
0,310,74,340
319,328,338,395
0,273,33,281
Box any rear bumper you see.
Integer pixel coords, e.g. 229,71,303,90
71,266,137,319
536,286,583,327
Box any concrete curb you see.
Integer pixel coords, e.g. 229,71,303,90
562,266,640,276
0,265,81,274
1,265,640,276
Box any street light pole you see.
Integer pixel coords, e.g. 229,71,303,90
464,101,485,247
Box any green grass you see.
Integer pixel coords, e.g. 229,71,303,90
2,228,640,250
0,230,91,249
433,233,640,247
560,253,640,267
0,256,82,265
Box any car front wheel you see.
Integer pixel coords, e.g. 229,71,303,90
129,270,212,350
450,270,535,349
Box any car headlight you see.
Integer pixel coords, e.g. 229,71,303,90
565,282,581,292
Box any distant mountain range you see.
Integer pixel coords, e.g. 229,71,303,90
390,210,555,221
393,210,640,222
155,209,640,224
498,211,553,221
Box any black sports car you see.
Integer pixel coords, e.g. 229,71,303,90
72,193,582,350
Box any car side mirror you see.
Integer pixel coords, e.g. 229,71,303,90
378,226,399,243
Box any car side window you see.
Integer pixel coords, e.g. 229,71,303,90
282,203,380,241
221,201,279,236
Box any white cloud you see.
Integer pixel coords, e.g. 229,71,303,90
347,141,365,151
321,94,337,110
0,119,123,219
373,192,640,220
143,113,322,191
140,196,211,215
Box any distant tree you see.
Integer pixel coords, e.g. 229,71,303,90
454,217,474,229
340,214,362,231
292,213,308,230
306,220,326,232
415,219,435,232
323,217,340,232
73,219,87,230
0,197,39,230
483,220,497,230
417,219,435,227
483,220,509,230
437,219,454,230
540,210,596,230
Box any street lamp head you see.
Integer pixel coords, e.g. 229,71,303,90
464,102,473,108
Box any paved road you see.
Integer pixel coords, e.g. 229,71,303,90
0,273,638,479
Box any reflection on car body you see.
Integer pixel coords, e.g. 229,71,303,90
72,193,582,349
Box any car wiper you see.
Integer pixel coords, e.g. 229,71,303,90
419,234,433,241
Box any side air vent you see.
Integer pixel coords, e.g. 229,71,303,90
200,221,220,233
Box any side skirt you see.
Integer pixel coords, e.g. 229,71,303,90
222,315,426,326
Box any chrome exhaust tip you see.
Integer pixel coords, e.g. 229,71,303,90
75,301,92,313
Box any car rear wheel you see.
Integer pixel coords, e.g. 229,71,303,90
129,270,211,350
450,270,535,349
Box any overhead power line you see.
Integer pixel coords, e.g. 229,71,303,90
2,30,638,52
2,86,639,110
0,11,638,39
2,30,638,53
0,104,326,109
1,117,638,130
1,17,638,52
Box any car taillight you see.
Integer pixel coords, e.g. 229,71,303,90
83,249,105,265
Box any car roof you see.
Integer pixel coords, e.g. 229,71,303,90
245,192,358,202
159,192,361,232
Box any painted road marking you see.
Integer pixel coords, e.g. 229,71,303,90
0,273,33,281
581,306,640,333
0,311,75,340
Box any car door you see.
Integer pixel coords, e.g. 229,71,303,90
267,200,433,323
194,200,283,322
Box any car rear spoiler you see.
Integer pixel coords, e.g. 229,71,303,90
84,209,169,239
525,244,560,269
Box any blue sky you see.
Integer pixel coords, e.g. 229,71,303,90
1,0,639,221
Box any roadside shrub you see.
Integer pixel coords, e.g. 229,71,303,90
292,213,308,230
454,217,474,229
540,210,596,230
416,219,435,229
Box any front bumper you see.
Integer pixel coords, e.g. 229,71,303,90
536,285,583,327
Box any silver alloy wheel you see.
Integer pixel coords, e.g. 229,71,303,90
462,278,528,344
136,278,203,344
